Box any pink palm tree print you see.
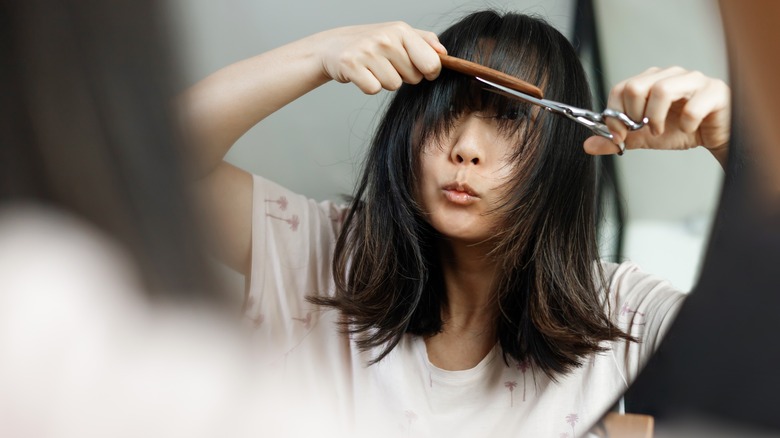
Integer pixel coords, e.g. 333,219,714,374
516,359,530,402
620,303,645,317
504,381,517,407
620,303,646,326
265,196,288,211
266,213,300,231
291,311,312,329
566,413,579,437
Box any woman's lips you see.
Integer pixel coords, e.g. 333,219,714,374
442,183,479,205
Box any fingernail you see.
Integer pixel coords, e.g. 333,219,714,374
617,142,625,156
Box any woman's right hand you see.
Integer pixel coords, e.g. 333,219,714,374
184,23,446,275
317,22,447,95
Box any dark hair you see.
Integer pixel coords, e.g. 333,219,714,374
0,0,218,301
311,10,633,377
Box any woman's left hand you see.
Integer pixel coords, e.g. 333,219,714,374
583,66,731,167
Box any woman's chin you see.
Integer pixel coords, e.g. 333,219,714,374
430,220,492,245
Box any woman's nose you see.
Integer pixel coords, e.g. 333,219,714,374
452,148,480,165
450,115,489,166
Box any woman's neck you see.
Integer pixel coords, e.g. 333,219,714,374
438,238,498,326
424,238,499,371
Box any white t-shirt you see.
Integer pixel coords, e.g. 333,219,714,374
248,175,686,438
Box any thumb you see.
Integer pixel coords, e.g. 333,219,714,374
583,135,623,156
415,29,447,54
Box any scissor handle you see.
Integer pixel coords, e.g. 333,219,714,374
561,104,648,132
600,109,648,131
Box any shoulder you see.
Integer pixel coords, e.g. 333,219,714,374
252,174,349,238
246,176,350,331
600,260,683,298
599,260,686,350
600,260,685,314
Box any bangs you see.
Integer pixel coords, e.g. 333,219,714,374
366,9,596,231
412,13,555,168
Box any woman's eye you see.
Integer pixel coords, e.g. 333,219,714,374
496,109,521,120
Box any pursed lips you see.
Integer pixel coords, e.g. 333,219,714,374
442,182,479,205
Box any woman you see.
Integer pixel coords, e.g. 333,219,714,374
182,10,729,437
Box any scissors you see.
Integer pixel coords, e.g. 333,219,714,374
439,54,648,154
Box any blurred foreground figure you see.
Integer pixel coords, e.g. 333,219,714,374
0,1,278,437
625,1,780,436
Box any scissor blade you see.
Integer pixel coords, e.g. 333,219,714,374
475,77,565,115
477,76,617,143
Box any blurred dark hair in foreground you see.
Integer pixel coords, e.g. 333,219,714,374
0,0,220,301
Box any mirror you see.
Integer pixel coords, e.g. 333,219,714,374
167,0,727,433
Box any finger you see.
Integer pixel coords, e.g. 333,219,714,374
349,67,384,95
678,79,728,138
404,30,443,81
606,67,656,123
606,67,682,143
644,70,706,135
621,128,651,151
605,81,629,144
370,24,425,84
619,66,685,125
415,29,447,54
583,135,623,155
366,57,405,91
385,49,424,85
604,117,629,146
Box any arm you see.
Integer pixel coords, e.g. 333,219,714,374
583,67,731,170
178,23,446,275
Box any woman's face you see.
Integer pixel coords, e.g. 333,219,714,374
417,112,522,244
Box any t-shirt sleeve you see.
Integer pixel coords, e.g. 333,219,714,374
603,261,686,383
245,175,348,356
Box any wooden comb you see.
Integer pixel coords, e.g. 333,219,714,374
438,53,543,99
